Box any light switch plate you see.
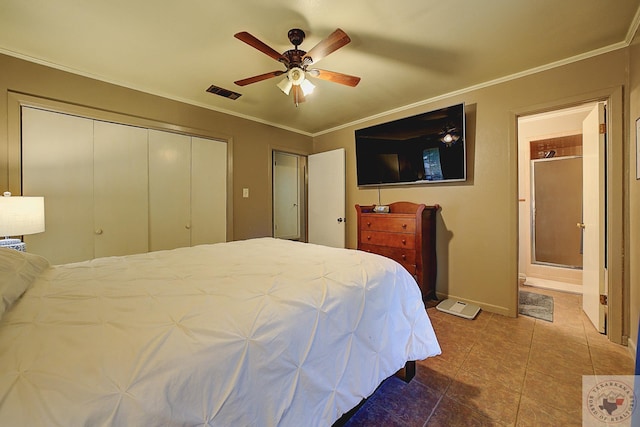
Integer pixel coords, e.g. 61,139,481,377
242,188,249,198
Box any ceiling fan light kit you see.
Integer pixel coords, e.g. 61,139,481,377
232,28,360,106
288,67,305,85
277,77,293,95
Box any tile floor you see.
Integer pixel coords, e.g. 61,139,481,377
343,286,636,426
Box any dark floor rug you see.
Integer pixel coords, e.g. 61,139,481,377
519,290,554,322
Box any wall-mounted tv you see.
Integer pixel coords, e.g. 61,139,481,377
355,103,466,186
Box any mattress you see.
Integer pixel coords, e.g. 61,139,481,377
0,238,440,426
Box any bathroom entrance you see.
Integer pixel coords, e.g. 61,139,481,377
517,101,607,332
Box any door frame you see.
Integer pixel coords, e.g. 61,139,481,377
511,86,627,345
272,150,304,240
269,145,309,242
517,105,595,292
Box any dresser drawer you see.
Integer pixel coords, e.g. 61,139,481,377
359,230,415,249
359,244,417,275
360,215,416,233
359,244,416,264
398,262,417,276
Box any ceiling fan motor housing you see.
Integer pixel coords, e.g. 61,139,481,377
287,28,305,47
282,49,307,69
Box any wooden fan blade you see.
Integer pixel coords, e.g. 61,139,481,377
302,29,351,64
292,85,306,105
234,31,284,62
234,70,284,86
309,69,361,87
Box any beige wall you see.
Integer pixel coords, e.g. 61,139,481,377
314,49,630,320
0,53,313,241
629,32,640,358
0,45,636,347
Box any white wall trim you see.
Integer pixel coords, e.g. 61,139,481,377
313,43,628,137
627,337,637,364
0,35,631,139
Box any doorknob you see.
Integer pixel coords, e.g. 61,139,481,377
577,222,585,229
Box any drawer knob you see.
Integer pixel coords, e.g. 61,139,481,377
402,254,406,260
402,239,406,244
367,235,371,240
367,222,371,227
402,224,407,228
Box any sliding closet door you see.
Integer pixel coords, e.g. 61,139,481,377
23,108,228,261
148,129,191,251
22,108,151,264
93,121,149,257
22,107,94,264
191,136,227,245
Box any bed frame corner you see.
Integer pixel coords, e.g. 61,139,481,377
395,360,416,383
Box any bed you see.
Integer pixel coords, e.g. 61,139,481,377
0,238,440,426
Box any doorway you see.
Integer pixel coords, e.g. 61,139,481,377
514,87,624,344
271,148,347,248
517,101,607,333
518,103,598,291
272,150,306,241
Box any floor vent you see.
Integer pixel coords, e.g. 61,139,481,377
206,85,242,100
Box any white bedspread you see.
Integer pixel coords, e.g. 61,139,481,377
0,238,440,426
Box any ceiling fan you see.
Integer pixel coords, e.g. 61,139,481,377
233,28,361,106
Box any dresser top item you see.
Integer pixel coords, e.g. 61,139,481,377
356,201,440,214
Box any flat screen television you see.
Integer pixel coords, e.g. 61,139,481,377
355,103,466,186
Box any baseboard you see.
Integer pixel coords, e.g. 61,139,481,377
523,277,582,294
628,336,637,367
434,292,512,317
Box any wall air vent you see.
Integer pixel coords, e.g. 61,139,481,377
206,85,242,100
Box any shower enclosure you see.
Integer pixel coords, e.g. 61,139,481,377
518,121,586,292
531,156,583,269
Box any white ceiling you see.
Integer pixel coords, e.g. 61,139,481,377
1,0,639,136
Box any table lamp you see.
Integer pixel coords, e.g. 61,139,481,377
0,191,45,251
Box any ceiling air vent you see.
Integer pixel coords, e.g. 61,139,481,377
206,85,242,100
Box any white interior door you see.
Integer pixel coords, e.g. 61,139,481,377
93,121,149,258
191,136,227,245
148,129,191,251
308,148,345,248
273,152,300,240
22,107,94,264
582,103,606,333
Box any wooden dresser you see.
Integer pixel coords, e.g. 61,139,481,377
355,202,439,301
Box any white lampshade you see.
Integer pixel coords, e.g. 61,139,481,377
277,77,293,95
299,79,315,96
0,193,45,236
